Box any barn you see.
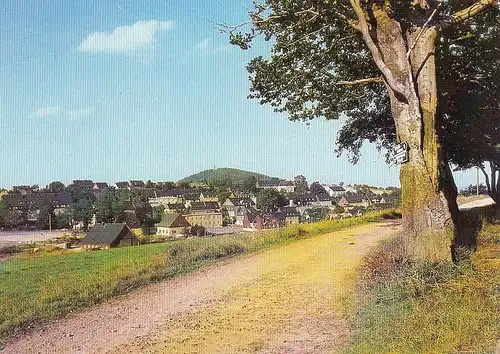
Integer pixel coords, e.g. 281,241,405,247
81,223,139,250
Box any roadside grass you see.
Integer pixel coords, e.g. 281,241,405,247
0,209,399,341
344,221,500,353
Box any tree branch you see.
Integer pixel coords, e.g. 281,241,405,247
339,13,361,32
448,0,498,25
478,165,491,194
337,77,383,85
406,7,440,60
349,0,410,99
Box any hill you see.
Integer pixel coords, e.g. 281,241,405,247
178,168,276,185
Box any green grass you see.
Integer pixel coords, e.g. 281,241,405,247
0,209,398,341
343,222,500,354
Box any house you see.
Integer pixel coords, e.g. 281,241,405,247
93,182,109,190
81,223,139,250
149,193,182,207
199,191,219,203
183,192,201,208
222,197,256,222
243,211,263,231
379,194,401,205
262,212,285,229
150,188,200,206
185,201,221,228
322,185,346,198
278,206,300,226
234,205,260,226
257,180,295,193
185,211,223,228
53,193,73,215
343,185,358,193
115,210,142,228
189,202,219,213
130,180,146,189
11,186,33,195
155,213,191,237
116,181,130,189
295,193,316,206
313,193,333,207
2,192,72,215
92,182,109,199
163,203,186,214
73,180,94,189
338,194,369,208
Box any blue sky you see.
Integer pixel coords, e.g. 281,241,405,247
0,0,478,189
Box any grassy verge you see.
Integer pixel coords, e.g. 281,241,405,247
0,209,398,341
343,221,500,353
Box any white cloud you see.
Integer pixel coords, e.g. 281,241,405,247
195,39,231,55
68,107,94,119
78,20,175,53
196,38,211,50
35,106,60,118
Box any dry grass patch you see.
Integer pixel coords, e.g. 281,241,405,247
344,222,500,353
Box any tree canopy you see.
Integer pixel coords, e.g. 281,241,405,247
257,189,287,212
293,175,308,195
309,181,327,195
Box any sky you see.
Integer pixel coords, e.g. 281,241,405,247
0,0,480,189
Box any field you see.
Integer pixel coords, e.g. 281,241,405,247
343,219,500,353
0,209,399,340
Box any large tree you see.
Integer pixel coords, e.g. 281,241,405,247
226,0,499,259
309,181,327,195
0,200,8,228
36,203,56,230
293,175,308,195
334,7,500,206
47,181,65,194
257,189,287,212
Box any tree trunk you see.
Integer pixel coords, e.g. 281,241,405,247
371,10,459,260
482,163,500,206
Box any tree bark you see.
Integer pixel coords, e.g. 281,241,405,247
370,9,459,260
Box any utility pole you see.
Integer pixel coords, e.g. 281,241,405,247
49,213,52,232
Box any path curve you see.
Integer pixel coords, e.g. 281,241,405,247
2,221,401,353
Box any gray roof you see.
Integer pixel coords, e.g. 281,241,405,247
130,180,145,188
316,193,333,202
342,194,365,203
94,182,109,189
156,213,191,228
2,192,72,209
73,180,94,187
279,206,300,216
329,185,346,191
81,223,137,245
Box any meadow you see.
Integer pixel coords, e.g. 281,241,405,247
0,209,399,340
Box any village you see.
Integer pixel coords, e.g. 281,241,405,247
0,171,401,250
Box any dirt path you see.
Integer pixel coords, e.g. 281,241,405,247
458,196,495,210
2,221,400,354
